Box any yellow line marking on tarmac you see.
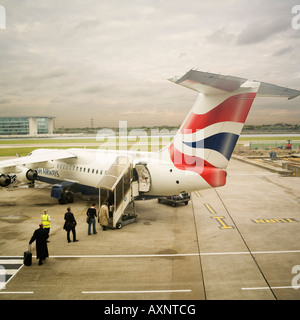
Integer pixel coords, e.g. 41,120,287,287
204,203,215,214
194,191,202,198
211,216,234,229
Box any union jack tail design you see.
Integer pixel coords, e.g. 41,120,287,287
162,70,300,188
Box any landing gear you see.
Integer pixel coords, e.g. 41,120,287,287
66,191,74,203
58,191,74,204
58,194,66,204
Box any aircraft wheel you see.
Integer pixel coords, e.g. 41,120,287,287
116,222,123,229
58,193,67,205
66,191,74,203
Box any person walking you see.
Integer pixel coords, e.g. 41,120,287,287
63,207,79,243
41,209,51,241
29,223,49,265
99,202,109,231
86,204,97,235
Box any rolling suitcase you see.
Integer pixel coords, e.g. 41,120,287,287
24,245,32,266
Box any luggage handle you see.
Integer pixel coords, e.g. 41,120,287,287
28,244,31,253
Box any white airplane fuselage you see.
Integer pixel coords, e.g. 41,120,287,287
35,147,211,197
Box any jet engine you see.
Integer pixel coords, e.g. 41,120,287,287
0,174,12,187
17,168,38,183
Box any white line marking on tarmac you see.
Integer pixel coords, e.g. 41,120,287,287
201,252,248,256
0,269,19,275
242,286,300,291
0,259,23,264
252,250,300,255
0,258,24,289
45,250,300,258
82,289,192,294
49,254,199,258
1,250,300,263
0,291,34,294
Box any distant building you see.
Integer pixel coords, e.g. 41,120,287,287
0,116,55,136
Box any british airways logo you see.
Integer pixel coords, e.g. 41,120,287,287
37,168,59,177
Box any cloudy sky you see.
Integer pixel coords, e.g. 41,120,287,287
0,0,300,128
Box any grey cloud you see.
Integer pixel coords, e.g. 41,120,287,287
75,19,102,31
207,27,236,44
236,18,290,45
273,46,294,57
82,83,114,94
0,98,11,104
21,67,69,89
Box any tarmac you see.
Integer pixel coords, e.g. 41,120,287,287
1,158,300,300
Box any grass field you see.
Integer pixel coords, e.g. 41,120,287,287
238,136,300,141
0,137,167,144
0,144,164,157
1,135,299,157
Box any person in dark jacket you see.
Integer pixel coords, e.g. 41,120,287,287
86,204,97,235
29,223,49,265
64,207,79,243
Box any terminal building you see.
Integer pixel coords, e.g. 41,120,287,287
0,116,55,136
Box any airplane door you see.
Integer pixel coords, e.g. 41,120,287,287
135,163,151,193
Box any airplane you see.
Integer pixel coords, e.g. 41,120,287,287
1,69,300,213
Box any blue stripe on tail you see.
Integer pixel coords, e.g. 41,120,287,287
183,132,239,160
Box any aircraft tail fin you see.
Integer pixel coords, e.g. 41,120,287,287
161,70,300,187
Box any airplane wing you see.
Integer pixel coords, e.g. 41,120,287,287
0,149,77,174
169,69,300,99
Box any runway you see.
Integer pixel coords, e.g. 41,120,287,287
0,158,300,300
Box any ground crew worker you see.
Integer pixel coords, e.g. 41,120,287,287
41,209,51,239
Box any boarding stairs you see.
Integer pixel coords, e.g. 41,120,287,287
98,156,136,229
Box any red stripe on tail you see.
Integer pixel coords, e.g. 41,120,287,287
169,143,226,188
181,93,256,133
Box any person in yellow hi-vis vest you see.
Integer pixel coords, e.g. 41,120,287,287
41,209,51,240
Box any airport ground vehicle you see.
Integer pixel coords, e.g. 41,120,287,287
158,193,190,207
